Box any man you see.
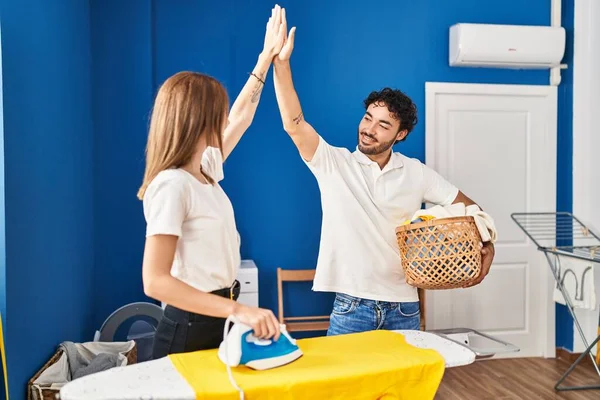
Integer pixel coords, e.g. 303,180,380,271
272,24,495,336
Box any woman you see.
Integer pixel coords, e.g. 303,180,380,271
137,5,286,359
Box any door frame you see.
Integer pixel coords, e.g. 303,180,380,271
424,81,557,358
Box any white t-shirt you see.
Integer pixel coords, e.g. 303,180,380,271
143,147,241,293
304,136,459,303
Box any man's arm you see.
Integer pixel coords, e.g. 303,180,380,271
273,23,320,162
452,190,477,208
222,5,286,161
451,191,495,288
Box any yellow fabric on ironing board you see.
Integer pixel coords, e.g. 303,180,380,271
169,330,445,400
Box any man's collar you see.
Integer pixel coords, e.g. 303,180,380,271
352,147,404,170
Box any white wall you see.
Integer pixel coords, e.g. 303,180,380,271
572,0,600,354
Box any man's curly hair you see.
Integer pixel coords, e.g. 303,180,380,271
363,88,418,142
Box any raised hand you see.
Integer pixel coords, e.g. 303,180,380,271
262,5,286,59
277,8,296,62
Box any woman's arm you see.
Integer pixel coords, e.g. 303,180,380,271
142,234,280,339
222,5,286,160
142,235,237,317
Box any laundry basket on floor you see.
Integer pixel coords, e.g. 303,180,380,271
28,341,137,400
395,216,482,289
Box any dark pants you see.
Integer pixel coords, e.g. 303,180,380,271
151,281,240,359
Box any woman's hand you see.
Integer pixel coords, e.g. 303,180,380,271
262,5,286,59
232,303,281,341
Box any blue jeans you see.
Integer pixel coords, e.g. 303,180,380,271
327,293,421,336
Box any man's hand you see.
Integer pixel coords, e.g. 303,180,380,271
262,5,286,59
276,8,296,62
464,241,495,288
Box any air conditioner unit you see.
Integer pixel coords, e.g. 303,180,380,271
449,23,565,69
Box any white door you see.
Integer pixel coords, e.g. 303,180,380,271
424,82,557,358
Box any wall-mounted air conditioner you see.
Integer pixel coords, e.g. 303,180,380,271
449,23,566,69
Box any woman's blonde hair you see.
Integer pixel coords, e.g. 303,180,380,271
137,71,229,200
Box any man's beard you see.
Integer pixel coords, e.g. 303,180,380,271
357,131,396,155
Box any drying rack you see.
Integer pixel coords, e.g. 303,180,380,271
512,212,600,392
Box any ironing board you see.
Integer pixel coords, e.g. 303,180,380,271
59,330,476,400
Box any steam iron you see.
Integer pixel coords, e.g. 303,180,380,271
218,317,303,370
218,316,303,399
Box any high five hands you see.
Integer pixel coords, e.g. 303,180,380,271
263,4,296,62
262,5,285,59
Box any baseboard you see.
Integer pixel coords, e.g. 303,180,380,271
556,347,595,367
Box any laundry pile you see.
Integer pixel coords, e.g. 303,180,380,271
59,341,131,380
29,340,135,399
402,202,498,244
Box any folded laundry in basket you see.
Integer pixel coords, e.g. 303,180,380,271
401,214,436,225
408,203,497,244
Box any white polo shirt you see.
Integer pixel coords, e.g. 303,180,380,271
143,147,241,293
304,136,459,302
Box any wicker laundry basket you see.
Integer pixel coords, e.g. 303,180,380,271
395,216,483,289
27,343,137,400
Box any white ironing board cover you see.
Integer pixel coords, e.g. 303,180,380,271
60,331,475,400
59,357,195,400
394,330,476,368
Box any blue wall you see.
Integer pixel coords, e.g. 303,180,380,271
90,0,575,338
0,12,5,337
0,1,95,398
555,0,575,351
91,0,154,329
